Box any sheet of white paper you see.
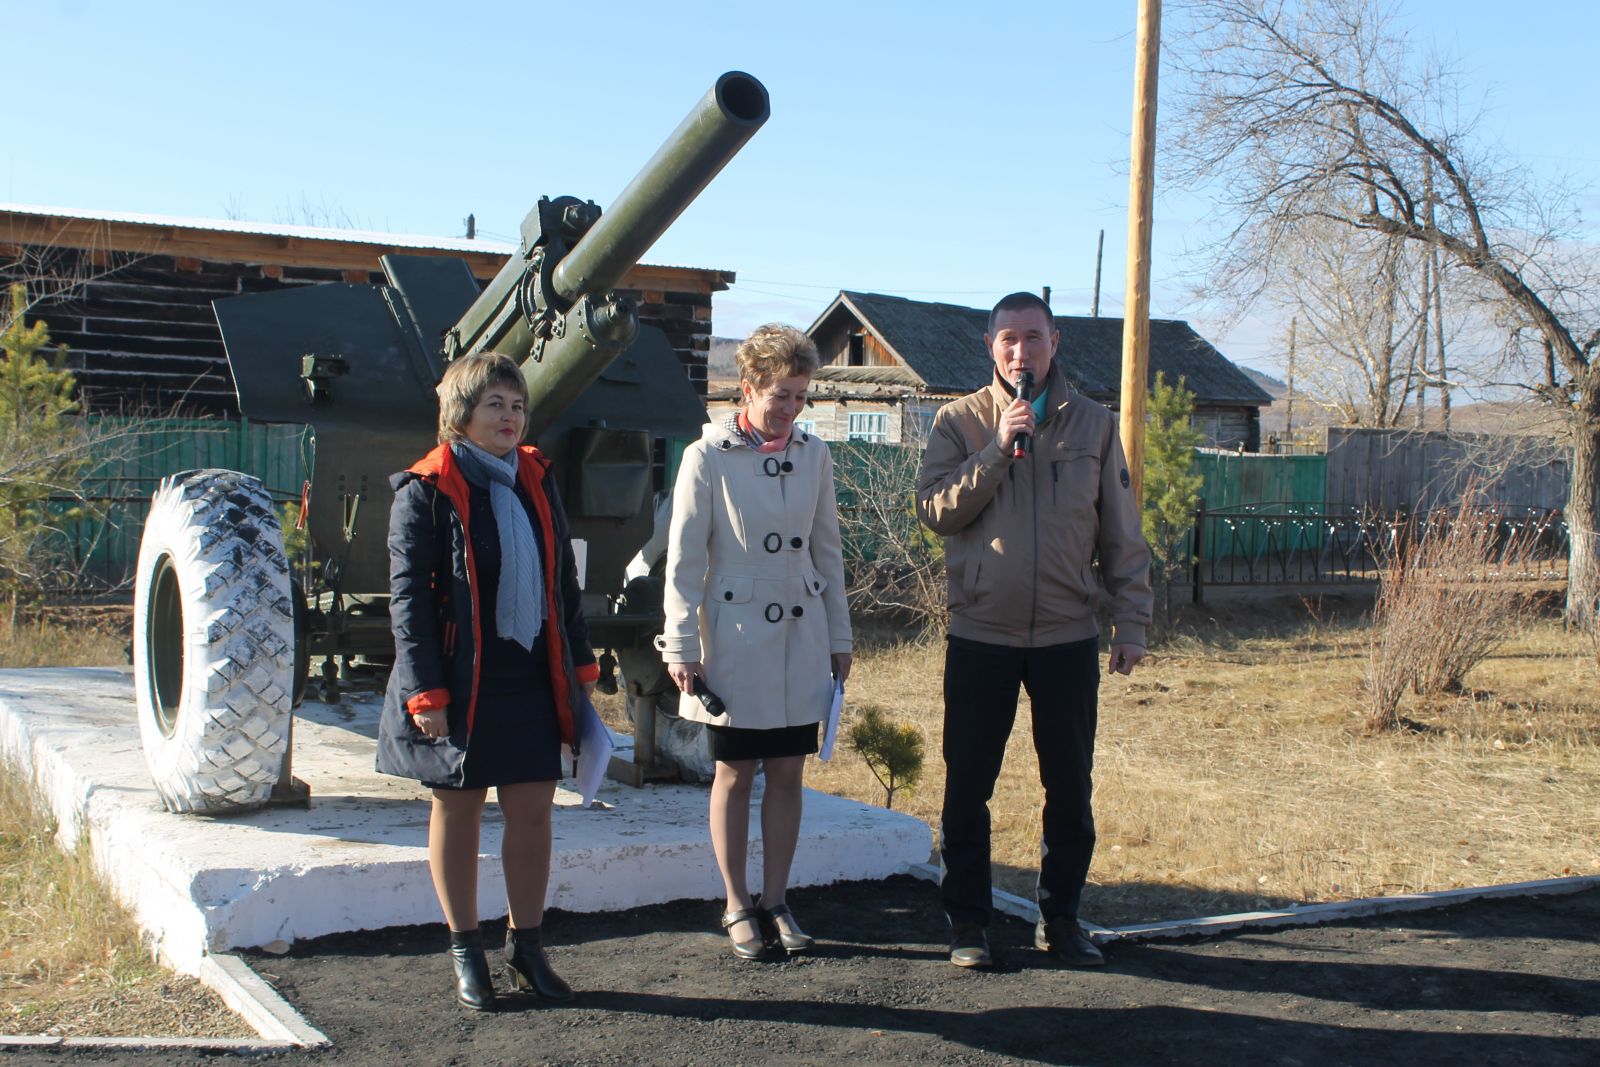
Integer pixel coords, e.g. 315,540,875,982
819,680,845,761
574,694,614,806
570,538,588,590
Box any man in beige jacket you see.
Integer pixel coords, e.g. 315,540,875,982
916,291,1153,969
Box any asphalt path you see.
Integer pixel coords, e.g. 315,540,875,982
5,877,1596,1066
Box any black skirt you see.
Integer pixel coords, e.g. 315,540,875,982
439,630,563,790
704,721,820,762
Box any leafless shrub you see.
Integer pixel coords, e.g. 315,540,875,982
1363,538,1425,731
1363,483,1539,729
1411,510,1540,696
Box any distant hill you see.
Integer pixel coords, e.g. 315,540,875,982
1237,365,1330,441
1238,365,1287,400
708,336,740,383
1237,361,1566,441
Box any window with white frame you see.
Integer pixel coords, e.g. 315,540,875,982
847,412,889,443
905,409,936,446
793,418,817,436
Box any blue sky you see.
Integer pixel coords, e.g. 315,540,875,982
6,0,1596,375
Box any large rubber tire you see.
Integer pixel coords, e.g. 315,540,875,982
133,469,295,813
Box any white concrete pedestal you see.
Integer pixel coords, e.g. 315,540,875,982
0,668,931,975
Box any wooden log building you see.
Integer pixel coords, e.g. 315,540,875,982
0,204,733,417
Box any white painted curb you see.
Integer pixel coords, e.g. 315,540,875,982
905,862,1111,933
1102,873,1600,942
0,951,327,1051
908,862,1600,944
0,1035,293,1052
199,952,330,1047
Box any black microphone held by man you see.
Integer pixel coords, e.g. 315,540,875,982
1012,369,1035,458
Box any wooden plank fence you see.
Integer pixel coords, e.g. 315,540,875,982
49,417,311,592
1323,427,1569,512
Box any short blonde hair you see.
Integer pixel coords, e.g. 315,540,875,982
436,352,527,445
735,323,819,390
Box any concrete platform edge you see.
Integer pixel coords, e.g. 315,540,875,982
0,666,931,985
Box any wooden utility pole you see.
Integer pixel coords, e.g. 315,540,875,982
1425,158,1450,431
1119,0,1162,506
1285,315,1297,445
1416,239,1430,429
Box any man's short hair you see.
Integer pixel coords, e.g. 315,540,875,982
436,351,527,445
987,291,1055,334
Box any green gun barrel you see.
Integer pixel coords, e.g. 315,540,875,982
448,71,769,435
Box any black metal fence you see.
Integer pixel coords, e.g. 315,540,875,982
1189,499,1569,602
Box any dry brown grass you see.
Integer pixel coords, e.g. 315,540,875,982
808,611,1600,926
0,609,127,668
0,764,250,1037
1,608,245,1036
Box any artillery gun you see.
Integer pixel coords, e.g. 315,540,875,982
130,73,769,813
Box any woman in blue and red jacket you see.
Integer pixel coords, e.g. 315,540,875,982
377,351,598,1012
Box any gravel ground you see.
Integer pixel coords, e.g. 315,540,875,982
4,877,1596,1066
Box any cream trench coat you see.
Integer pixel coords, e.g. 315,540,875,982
656,420,852,729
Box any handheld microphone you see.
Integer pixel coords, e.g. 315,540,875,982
1012,370,1035,458
691,675,727,717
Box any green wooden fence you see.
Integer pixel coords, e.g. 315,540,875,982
1192,450,1329,561
52,417,311,591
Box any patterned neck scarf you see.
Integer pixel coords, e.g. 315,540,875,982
736,409,792,453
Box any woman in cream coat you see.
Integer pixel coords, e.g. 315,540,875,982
657,324,852,959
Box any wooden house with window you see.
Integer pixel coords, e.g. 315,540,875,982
788,290,1272,449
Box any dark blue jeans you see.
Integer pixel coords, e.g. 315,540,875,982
939,634,1100,928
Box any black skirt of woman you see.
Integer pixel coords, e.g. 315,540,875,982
428,481,563,790
703,721,820,762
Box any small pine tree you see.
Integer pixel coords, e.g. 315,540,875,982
1141,372,1205,629
846,704,924,810
0,283,85,609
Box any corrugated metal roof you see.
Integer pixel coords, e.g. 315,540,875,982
0,203,736,277
813,363,921,386
1,202,515,253
818,290,1273,406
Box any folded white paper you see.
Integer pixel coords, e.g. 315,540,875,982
574,694,615,806
819,680,845,761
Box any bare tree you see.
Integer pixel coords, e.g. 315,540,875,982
1169,0,1600,626
832,443,947,632
1272,213,1424,426
0,233,161,607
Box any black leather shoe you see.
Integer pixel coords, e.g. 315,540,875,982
949,923,992,968
448,928,497,1011
1035,918,1106,967
756,901,815,954
506,925,575,1002
721,907,767,959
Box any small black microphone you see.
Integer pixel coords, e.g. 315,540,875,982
1012,370,1035,458
691,675,727,717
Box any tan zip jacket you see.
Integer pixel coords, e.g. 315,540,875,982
916,362,1153,649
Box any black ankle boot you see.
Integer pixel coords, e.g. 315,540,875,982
506,925,575,1002
448,928,497,1011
